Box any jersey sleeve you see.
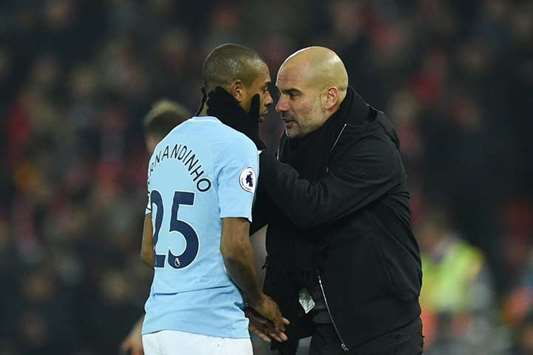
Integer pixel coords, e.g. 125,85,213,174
216,137,259,222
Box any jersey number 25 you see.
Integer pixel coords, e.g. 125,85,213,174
150,190,199,269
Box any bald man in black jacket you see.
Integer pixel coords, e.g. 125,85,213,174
208,46,423,355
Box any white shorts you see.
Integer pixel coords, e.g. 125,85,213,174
142,330,253,355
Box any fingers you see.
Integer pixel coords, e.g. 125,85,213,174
271,308,287,331
252,297,287,332
120,340,129,354
249,322,271,342
120,336,145,355
120,343,144,355
264,325,288,343
273,319,285,332
246,297,291,342
247,306,289,343
250,319,288,343
270,332,288,343
264,326,288,342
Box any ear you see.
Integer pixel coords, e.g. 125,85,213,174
323,87,339,111
229,80,245,102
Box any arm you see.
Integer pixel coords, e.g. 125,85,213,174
220,217,286,332
214,135,288,333
259,137,401,229
120,314,144,355
140,214,154,267
220,217,262,304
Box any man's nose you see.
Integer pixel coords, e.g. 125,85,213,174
276,96,288,112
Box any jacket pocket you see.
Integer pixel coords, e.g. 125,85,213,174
367,203,422,301
367,211,422,301
377,233,421,301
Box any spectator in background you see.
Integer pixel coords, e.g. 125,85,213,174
417,209,506,354
142,100,191,156
505,246,533,355
514,312,533,355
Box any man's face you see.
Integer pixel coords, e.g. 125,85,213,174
239,63,273,122
275,63,327,138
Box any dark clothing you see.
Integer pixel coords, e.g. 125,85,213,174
253,87,422,352
308,318,423,355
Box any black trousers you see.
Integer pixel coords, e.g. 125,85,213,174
275,317,423,355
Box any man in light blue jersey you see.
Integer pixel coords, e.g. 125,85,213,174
139,44,287,355
121,99,190,355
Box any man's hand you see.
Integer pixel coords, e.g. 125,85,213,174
206,87,265,149
246,306,290,343
120,317,144,355
247,294,290,342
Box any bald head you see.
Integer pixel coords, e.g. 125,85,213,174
275,47,350,138
279,46,348,103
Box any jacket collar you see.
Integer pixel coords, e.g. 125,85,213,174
331,86,371,127
318,86,373,153
330,86,400,149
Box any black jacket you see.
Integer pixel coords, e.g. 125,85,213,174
252,87,422,351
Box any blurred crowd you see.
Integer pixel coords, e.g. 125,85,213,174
1,0,532,354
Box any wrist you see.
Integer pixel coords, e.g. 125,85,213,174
246,292,266,309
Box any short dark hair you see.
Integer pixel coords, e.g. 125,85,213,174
202,43,264,92
144,100,190,139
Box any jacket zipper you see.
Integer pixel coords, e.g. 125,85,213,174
318,274,350,352
330,123,347,153
326,123,347,174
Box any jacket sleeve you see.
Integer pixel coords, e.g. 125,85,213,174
250,177,270,234
258,136,402,230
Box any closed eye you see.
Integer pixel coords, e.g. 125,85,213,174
282,89,301,99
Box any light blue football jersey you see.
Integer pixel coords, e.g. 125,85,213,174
142,116,259,338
